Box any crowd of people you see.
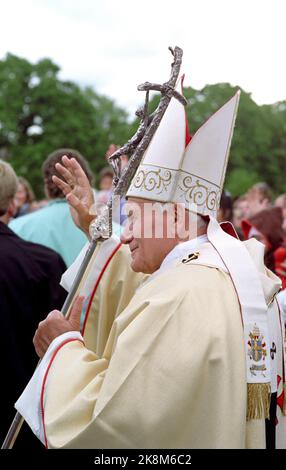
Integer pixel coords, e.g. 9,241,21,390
219,184,286,316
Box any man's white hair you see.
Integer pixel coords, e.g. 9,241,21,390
155,201,207,230
0,160,18,215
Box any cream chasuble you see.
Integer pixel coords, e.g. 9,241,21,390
29,241,281,449
16,237,284,448
60,237,147,356
80,242,146,357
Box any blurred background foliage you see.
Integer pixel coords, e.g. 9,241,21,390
0,53,285,197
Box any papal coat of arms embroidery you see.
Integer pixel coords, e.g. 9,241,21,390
248,324,267,376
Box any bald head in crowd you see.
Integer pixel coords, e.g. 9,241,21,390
246,182,272,218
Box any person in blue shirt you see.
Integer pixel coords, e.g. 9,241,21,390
10,149,93,267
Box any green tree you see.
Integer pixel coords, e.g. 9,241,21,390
0,54,131,196
1,53,285,199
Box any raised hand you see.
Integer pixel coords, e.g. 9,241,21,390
52,155,95,236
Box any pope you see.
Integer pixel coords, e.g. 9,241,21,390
16,78,286,449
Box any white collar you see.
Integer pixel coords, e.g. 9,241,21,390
144,234,208,286
160,234,208,271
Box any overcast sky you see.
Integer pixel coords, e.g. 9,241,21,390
1,0,285,116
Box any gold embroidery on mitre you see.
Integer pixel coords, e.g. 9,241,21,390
128,165,222,213
133,168,172,194
178,175,221,211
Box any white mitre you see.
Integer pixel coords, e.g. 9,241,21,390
127,78,240,218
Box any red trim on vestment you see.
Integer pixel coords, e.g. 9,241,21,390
40,338,84,448
81,242,122,336
220,221,239,239
276,298,286,419
241,219,252,240
277,375,284,412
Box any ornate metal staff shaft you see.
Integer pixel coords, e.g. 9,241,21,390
2,45,185,449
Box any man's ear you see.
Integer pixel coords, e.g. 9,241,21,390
7,199,16,219
174,203,190,241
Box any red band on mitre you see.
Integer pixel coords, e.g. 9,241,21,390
180,74,192,147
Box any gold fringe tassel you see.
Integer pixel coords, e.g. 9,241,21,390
247,383,271,420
